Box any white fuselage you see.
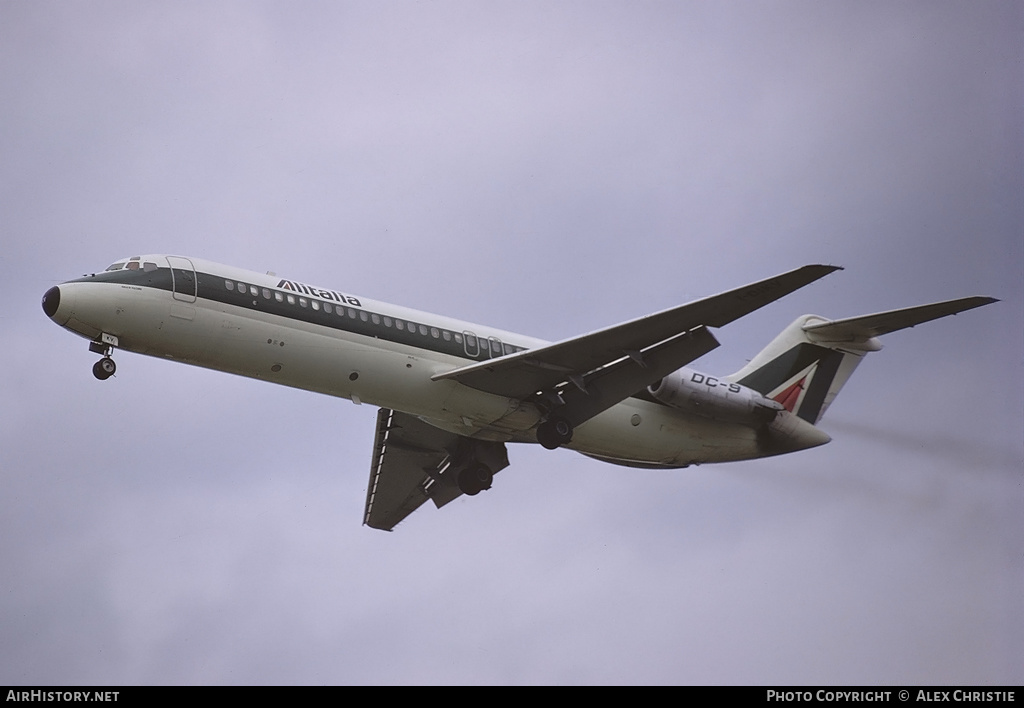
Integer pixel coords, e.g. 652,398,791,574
44,255,829,468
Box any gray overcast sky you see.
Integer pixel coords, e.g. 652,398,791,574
2,1,1021,685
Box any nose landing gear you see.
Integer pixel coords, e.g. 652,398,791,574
92,357,116,380
89,338,118,380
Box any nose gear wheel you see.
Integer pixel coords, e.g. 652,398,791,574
92,357,116,380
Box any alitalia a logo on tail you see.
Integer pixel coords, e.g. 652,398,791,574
773,376,806,413
277,279,361,307
739,343,847,424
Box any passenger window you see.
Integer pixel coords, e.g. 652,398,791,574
454,333,463,344
262,288,271,299
419,324,428,336
311,301,320,311
395,320,404,331
287,294,296,305
360,311,368,322
274,292,284,302
430,327,439,338
348,308,357,318
324,303,332,314
371,314,380,325
225,280,234,291
442,330,451,341
383,317,392,327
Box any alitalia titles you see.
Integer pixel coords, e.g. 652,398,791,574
277,279,361,307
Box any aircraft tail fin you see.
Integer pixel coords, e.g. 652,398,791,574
725,297,997,425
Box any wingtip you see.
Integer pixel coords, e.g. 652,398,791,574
799,263,843,280
956,295,1000,309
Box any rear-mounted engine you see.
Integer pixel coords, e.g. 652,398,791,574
648,368,784,425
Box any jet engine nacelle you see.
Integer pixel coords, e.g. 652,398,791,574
648,367,784,425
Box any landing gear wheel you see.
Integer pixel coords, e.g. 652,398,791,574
457,464,493,496
92,357,116,380
537,415,573,450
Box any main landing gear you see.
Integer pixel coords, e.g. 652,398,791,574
89,340,116,380
536,414,573,450
457,463,494,496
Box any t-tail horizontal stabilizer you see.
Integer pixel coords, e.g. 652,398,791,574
727,296,997,425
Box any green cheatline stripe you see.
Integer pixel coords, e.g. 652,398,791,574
69,267,521,364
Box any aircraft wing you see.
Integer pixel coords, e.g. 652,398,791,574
433,264,840,399
803,296,998,341
363,408,508,531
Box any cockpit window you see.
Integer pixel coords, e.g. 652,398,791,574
107,256,157,273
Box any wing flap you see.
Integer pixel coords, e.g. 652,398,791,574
433,264,840,399
363,409,510,531
559,325,720,427
364,409,450,530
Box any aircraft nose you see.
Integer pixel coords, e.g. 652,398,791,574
42,286,61,319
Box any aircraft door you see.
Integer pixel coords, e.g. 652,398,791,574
167,256,197,303
488,337,504,359
463,331,479,358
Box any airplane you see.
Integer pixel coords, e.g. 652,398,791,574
41,255,996,530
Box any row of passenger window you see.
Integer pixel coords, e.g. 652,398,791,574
223,279,526,356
